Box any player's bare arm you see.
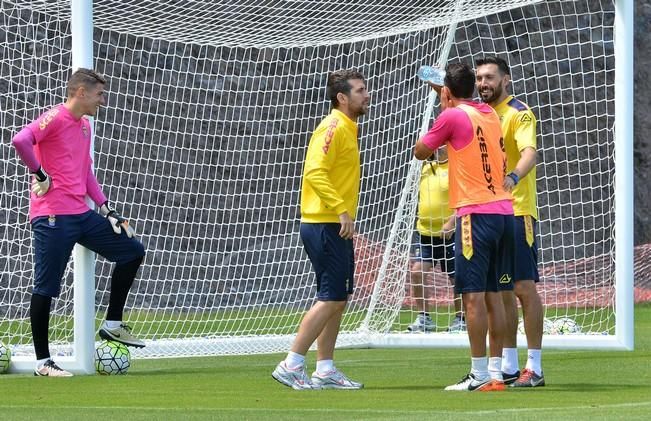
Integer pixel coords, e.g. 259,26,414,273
504,146,536,191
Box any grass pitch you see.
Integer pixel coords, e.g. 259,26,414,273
1,304,650,420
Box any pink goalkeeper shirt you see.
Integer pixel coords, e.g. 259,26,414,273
420,100,513,217
12,104,107,221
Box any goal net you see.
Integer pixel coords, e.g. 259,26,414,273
0,0,631,365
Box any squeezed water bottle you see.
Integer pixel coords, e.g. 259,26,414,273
417,65,445,85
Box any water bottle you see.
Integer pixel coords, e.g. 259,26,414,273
417,65,445,85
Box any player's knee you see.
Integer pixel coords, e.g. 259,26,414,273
410,260,423,273
130,240,145,260
514,280,537,300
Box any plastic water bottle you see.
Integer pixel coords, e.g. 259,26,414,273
417,65,445,85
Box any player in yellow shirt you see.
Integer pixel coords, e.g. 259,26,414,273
476,56,545,388
407,146,465,333
272,69,370,390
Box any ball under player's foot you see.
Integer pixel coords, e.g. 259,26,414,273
510,368,545,388
444,373,506,391
272,361,319,390
311,368,364,389
34,359,73,377
98,322,145,348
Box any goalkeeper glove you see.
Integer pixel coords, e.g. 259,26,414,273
99,202,136,238
31,167,51,197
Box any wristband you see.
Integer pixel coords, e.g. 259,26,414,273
33,167,48,182
507,172,520,185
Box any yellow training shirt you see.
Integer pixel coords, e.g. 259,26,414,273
494,95,538,218
301,108,360,223
416,161,453,237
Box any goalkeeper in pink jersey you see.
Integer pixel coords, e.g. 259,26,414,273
11,68,146,377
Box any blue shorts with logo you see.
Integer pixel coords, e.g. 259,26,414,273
31,210,145,297
454,213,515,294
411,233,455,277
300,223,354,301
513,215,540,283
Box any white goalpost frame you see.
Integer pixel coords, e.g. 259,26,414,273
370,0,635,351
613,0,634,351
2,0,634,375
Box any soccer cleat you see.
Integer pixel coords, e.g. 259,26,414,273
407,314,435,333
446,316,467,332
510,368,545,388
502,370,521,385
34,359,73,377
311,368,364,390
98,322,145,348
444,373,506,391
272,361,318,390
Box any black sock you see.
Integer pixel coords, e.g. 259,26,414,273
30,293,52,360
106,256,143,321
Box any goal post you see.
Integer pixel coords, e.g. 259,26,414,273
613,0,634,351
0,0,634,374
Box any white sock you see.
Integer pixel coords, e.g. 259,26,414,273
104,320,122,329
501,347,519,374
525,349,542,375
316,359,334,374
36,357,49,368
284,351,305,369
470,356,488,379
488,357,503,380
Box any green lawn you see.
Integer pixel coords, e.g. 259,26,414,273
1,304,650,420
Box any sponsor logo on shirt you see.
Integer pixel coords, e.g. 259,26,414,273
322,119,338,154
39,108,60,130
476,125,496,195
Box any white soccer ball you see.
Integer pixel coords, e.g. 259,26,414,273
95,340,131,375
553,317,581,334
517,318,554,335
543,318,555,334
0,341,11,374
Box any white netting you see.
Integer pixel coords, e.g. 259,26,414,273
0,0,636,360
392,0,623,339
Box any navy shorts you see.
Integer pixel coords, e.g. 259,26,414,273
513,215,540,283
453,214,515,294
31,210,145,297
411,233,455,276
300,223,354,301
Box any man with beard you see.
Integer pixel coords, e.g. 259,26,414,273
475,56,545,388
272,69,370,390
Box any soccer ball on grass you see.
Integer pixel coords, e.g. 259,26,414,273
95,340,130,375
552,317,581,334
517,317,554,335
0,341,11,374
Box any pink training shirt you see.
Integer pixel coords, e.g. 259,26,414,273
420,100,513,217
12,104,107,221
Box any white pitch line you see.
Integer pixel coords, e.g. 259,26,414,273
1,400,651,414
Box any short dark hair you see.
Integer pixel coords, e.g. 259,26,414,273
326,69,365,107
67,68,106,97
444,62,475,99
475,56,510,76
